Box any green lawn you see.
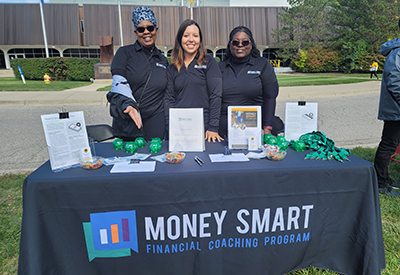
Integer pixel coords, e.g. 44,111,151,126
0,73,381,92
1,147,399,274
0,77,91,91
276,73,380,87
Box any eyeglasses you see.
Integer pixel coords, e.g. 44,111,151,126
136,25,155,33
231,40,250,47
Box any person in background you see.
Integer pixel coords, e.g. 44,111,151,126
218,26,282,139
164,19,223,143
107,6,168,141
373,19,400,197
370,59,379,80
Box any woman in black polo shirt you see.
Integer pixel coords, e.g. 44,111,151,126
218,26,282,138
164,19,224,143
107,6,168,141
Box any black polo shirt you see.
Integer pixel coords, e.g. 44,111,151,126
110,41,168,119
164,55,222,132
218,55,279,135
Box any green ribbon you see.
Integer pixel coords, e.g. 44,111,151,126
290,131,350,162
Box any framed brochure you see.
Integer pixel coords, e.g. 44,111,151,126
227,106,262,149
169,108,205,152
284,102,318,141
41,111,90,171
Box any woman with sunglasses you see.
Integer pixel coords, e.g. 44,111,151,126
107,6,168,141
164,19,223,143
218,26,282,138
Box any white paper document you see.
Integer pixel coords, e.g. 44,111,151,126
110,161,156,173
209,153,250,163
169,108,205,152
41,111,90,171
285,102,318,141
227,106,261,149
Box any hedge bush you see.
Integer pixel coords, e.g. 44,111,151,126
355,52,385,73
10,57,99,81
291,46,341,73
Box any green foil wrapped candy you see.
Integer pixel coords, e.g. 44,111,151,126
266,136,278,145
276,135,287,142
277,141,288,151
263,134,273,144
293,140,306,152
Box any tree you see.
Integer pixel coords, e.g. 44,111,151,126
329,0,400,72
272,0,400,72
272,0,334,62
330,0,400,49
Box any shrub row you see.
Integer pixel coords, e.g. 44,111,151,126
10,57,99,81
12,53,380,77
290,46,385,73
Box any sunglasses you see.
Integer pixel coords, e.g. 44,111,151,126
231,40,250,47
136,25,155,33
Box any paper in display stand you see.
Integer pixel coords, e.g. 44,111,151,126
284,101,318,141
169,108,205,152
227,106,262,149
41,110,90,171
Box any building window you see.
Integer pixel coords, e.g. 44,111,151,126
0,50,5,69
216,49,226,61
262,48,278,60
7,48,60,59
263,48,290,67
63,48,100,58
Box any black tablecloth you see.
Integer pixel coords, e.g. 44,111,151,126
18,141,386,275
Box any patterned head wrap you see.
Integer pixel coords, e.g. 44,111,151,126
132,6,157,30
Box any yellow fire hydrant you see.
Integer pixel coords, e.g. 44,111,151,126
44,73,51,84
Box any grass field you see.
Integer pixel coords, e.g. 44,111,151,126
0,77,91,91
0,73,380,92
1,147,399,275
275,73,380,87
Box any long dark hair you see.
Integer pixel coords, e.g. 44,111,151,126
224,26,260,60
171,19,206,72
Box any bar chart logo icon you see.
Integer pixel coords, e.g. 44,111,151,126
83,210,138,261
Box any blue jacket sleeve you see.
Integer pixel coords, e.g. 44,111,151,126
387,52,400,104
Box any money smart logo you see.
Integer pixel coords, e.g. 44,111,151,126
83,210,138,261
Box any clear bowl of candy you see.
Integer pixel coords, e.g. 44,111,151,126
165,152,186,164
262,145,287,161
81,156,104,169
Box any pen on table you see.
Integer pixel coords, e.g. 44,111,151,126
195,156,204,164
194,156,203,166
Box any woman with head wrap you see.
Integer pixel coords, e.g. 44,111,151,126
218,26,282,138
107,6,168,141
164,19,223,143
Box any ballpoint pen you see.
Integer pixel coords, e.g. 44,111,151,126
194,157,202,166
195,156,204,164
